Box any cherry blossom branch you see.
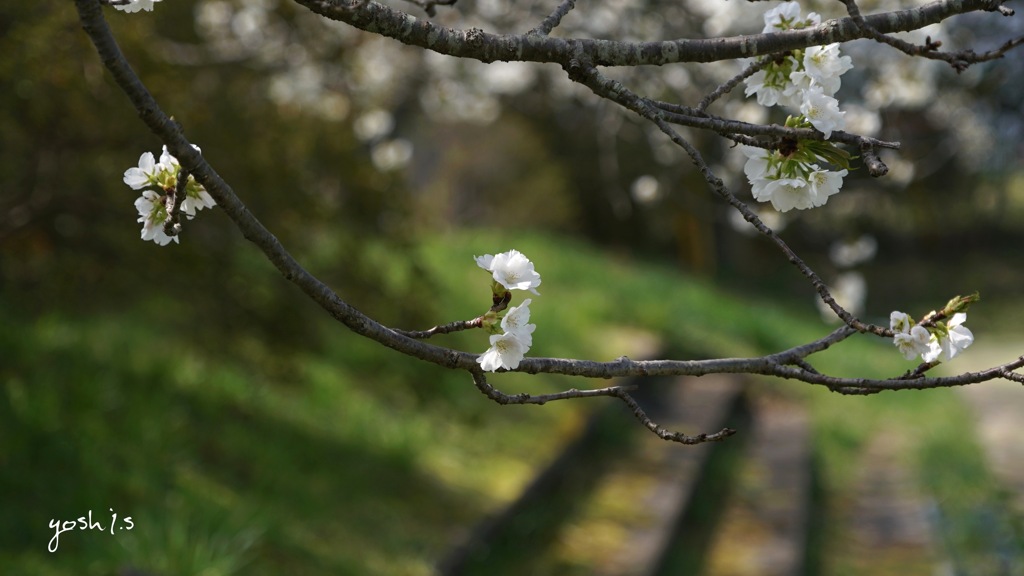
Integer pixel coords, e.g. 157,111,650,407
75,0,472,369
563,60,891,337
291,0,1015,67
651,98,898,178
767,356,1024,392
77,0,1006,364
77,0,886,386
74,0,1024,445
470,370,736,444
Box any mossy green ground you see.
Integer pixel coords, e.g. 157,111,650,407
2,230,1018,574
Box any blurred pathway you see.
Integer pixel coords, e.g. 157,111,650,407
586,375,744,576
843,431,940,575
702,397,812,576
955,336,1024,511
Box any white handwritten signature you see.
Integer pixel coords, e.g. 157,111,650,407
48,509,134,552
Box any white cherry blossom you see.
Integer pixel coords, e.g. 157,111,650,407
475,249,542,294
762,2,802,32
745,70,784,107
500,299,536,347
800,89,845,139
925,313,974,362
477,332,529,372
134,191,178,246
113,0,161,13
807,167,847,207
890,311,914,334
803,44,853,95
123,152,160,190
760,177,814,212
894,325,934,361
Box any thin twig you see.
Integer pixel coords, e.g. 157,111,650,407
829,385,884,395
470,371,734,444
698,57,772,112
652,100,901,150
470,368,634,405
998,369,1024,384
394,317,485,338
163,167,190,238
610,387,737,444
790,358,821,375
529,0,576,36
768,356,1024,391
840,0,1023,72
898,361,939,379
859,140,889,177
400,0,456,17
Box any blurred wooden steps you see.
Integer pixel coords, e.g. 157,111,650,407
701,398,812,576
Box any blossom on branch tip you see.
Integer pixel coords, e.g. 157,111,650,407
890,310,974,363
924,313,974,362
475,249,541,294
112,0,161,13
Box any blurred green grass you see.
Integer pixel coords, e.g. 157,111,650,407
2,229,1018,574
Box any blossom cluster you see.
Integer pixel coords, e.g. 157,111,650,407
739,2,854,212
740,138,850,212
890,311,974,363
123,146,216,245
474,250,541,372
745,3,853,139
